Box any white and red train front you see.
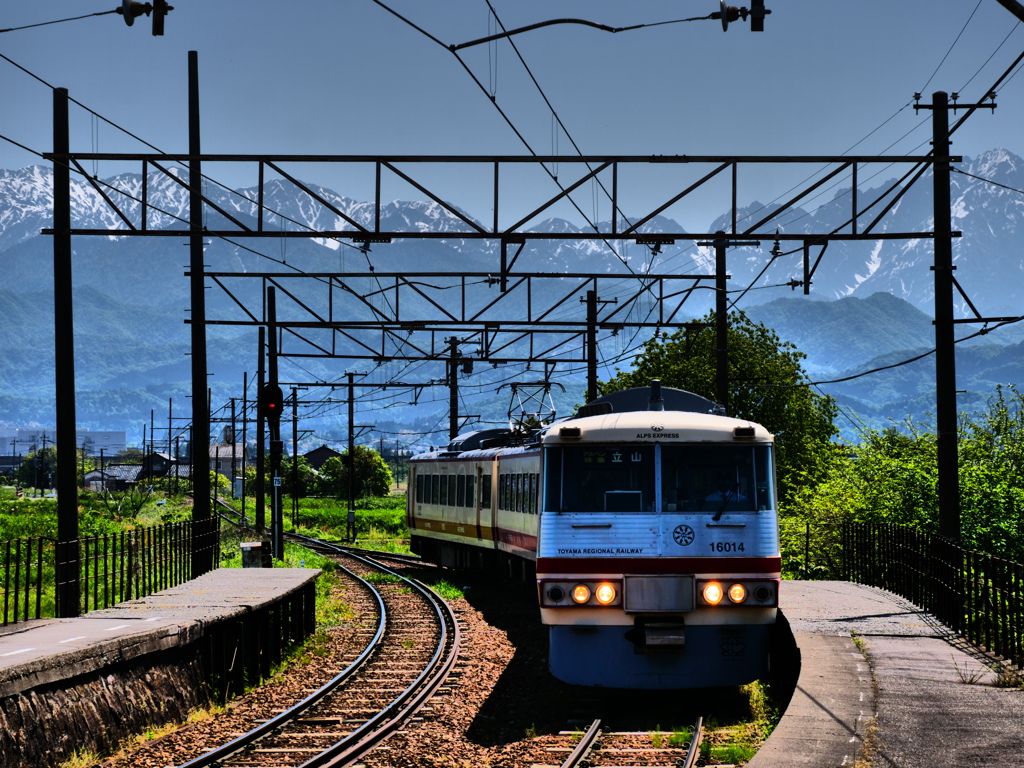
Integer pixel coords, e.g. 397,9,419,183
536,409,780,689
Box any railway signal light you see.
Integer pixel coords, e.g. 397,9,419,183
259,383,285,422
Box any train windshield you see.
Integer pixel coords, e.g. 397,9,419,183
661,444,774,514
546,444,773,514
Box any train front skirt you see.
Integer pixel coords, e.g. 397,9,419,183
548,621,771,688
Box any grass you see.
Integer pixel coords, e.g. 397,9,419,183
953,655,987,684
430,580,464,600
363,571,402,585
991,661,1024,688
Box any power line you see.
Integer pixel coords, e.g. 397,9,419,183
0,10,118,34
918,0,984,95
954,167,1024,195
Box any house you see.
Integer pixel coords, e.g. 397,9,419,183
141,452,174,479
209,443,248,477
304,444,342,470
84,464,143,492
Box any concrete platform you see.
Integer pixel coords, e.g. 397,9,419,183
0,567,320,697
748,581,1024,768
0,567,320,768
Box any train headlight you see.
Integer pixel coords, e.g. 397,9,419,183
571,584,591,604
728,583,747,603
594,582,617,605
702,581,724,606
546,585,566,603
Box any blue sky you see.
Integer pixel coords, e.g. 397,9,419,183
2,0,1023,230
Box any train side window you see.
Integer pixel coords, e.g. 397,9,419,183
430,474,439,505
415,473,423,504
466,475,475,508
481,474,492,508
529,473,538,514
498,474,506,510
456,474,465,507
439,475,448,506
448,474,457,506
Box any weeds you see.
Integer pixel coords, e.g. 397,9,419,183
430,580,464,600
990,661,1023,688
363,572,402,585
650,726,663,748
953,655,987,684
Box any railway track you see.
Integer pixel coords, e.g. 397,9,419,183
170,539,461,768
545,716,706,768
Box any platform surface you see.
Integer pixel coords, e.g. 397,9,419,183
0,567,319,696
748,580,1024,767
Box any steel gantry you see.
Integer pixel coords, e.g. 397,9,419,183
46,55,963,581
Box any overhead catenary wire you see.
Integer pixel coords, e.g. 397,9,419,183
0,9,119,34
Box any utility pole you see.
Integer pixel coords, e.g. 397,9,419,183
931,91,961,542
585,290,598,403
256,329,266,532
696,232,759,414
188,51,214,577
241,372,248,522
53,85,79,616
347,372,356,542
448,337,460,441
291,386,299,529
266,287,284,560
230,397,237,498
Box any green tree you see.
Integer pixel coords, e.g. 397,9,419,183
600,309,838,505
791,386,1024,563
279,455,315,497
16,445,59,491
318,446,393,499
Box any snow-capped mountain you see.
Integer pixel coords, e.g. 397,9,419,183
2,150,1023,433
705,148,1024,317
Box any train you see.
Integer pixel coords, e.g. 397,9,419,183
406,380,781,689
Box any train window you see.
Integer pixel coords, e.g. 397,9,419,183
430,474,439,505
481,474,492,508
415,473,423,504
466,475,475,508
551,446,656,513
438,475,447,506
448,474,457,506
529,473,538,514
498,474,506,510
456,474,465,507
516,473,524,513
661,445,773,514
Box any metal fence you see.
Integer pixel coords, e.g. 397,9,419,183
3,520,220,625
841,522,1024,667
2,537,54,625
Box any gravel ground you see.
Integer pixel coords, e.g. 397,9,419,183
87,558,762,768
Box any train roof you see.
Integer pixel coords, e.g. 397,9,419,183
574,383,722,419
542,409,772,445
411,381,771,461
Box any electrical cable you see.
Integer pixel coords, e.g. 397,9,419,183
0,10,119,34
0,133,46,159
918,0,984,95
954,167,1024,195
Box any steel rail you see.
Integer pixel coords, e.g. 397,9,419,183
174,556,388,768
559,718,602,768
682,716,705,768
299,545,462,768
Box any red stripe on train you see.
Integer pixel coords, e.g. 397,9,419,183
536,556,781,575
